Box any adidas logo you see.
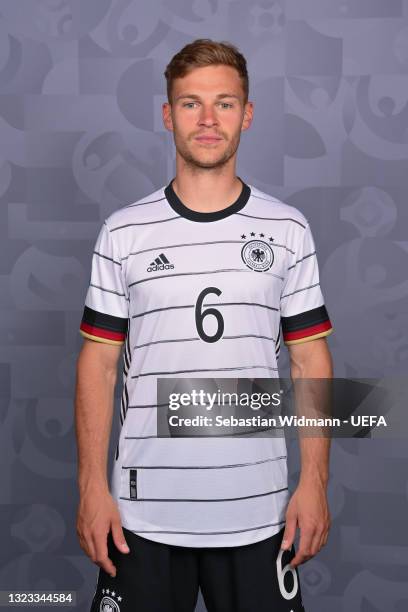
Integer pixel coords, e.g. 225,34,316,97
147,253,175,272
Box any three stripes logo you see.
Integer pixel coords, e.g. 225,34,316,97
147,252,175,272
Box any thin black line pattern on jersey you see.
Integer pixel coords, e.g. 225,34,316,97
281,282,320,300
118,187,282,213
89,283,126,296
129,267,284,288
127,402,170,409
110,216,181,231
236,211,306,228
116,327,132,461
134,332,277,350
287,250,316,270
121,455,287,469
132,301,279,320
131,365,278,379
93,250,121,265
125,426,284,439
119,485,288,503
118,239,295,262
275,325,281,360
108,213,305,233
125,402,280,412
123,195,166,210
251,194,282,204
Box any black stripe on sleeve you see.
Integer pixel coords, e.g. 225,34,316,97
281,304,333,344
79,305,128,343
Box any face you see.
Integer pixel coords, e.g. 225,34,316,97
163,65,253,170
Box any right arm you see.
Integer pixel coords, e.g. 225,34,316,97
75,338,130,577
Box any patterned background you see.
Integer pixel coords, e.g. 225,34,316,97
1,1,408,610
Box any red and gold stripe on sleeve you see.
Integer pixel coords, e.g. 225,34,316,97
79,306,128,345
281,305,333,345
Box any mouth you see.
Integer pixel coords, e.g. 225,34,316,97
194,136,223,144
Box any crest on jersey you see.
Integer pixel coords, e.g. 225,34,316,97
241,239,274,272
99,589,122,612
100,596,120,612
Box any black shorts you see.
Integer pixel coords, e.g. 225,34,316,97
90,526,306,612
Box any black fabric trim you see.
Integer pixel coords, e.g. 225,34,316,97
164,176,251,222
281,305,330,333
129,469,137,499
81,305,128,334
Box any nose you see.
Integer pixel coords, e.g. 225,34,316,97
198,104,219,126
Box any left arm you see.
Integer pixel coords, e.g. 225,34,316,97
281,336,333,568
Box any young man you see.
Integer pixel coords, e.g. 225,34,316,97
76,39,333,612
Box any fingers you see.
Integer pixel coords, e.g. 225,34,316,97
77,526,116,576
319,523,330,549
290,524,330,568
309,529,324,560
290,524,314,568
280,514,297,551
91,531,117,577
76,525,96,563
111,518,130,554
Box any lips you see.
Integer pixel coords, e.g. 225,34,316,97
195,135,223,143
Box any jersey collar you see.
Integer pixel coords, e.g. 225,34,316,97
164,176,251,222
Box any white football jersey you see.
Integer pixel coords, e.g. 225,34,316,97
79,177,333,547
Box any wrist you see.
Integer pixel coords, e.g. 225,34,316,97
299,469,329,489
78,473,109,495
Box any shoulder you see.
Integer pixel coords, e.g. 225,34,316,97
103,185,168,231
248,184,308,229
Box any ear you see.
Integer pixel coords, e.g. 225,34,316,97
162,102,174,132
241,101,254,132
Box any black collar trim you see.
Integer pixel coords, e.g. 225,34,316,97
164,177,251,222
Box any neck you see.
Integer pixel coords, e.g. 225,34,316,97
171,166,243,213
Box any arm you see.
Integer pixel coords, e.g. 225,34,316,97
281,337,333,568
75,338,130,577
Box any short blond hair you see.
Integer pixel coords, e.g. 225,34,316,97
164,38,249,104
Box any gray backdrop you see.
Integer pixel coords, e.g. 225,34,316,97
1,1,407,610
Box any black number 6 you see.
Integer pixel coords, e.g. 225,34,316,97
195,287,224,343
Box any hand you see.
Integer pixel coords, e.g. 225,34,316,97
76,484,130,577
280,479,331,568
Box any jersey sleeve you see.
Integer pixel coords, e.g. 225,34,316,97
280,221,333,345
79,220,128,345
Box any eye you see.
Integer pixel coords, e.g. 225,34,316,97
219,102,233,108
183,102,197,108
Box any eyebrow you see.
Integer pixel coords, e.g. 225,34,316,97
175,93,241,101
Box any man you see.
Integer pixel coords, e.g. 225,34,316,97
75,38,333,612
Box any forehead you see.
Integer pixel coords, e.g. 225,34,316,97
172,65,243,97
